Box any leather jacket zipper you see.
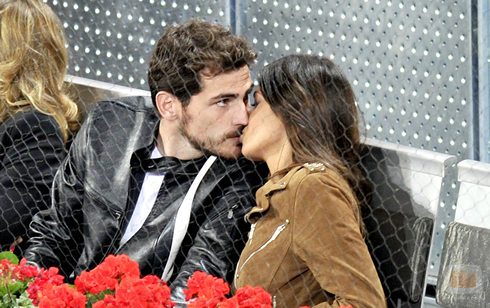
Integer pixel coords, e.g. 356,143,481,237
234,223,287,289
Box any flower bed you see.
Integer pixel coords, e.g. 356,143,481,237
0,252,353,308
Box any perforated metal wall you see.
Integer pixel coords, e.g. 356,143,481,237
50,0,229,87
47,0,480,282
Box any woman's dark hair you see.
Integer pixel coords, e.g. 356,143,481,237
258,54,370,228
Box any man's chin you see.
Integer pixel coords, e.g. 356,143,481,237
215,149,243,160
208,145,243,160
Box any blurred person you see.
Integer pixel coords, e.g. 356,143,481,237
0,0,79,256
234,54,387,308
24,19,267,303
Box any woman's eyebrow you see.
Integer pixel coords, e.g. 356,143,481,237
245,84,256,96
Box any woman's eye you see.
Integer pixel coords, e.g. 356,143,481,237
247,100,258,110
247,92,258,110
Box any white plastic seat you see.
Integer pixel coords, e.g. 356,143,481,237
361,138,457,308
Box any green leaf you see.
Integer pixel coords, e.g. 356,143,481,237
16,291,36,307
85,289,114,308
0,282,24,297
0,290,36,308
0,251,19,265
0,293,13,307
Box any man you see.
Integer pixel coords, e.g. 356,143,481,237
24,19,267,303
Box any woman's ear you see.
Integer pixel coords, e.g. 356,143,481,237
155,91,180,120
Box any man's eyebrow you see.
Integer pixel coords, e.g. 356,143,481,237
210,84,255,101
210,93,238,101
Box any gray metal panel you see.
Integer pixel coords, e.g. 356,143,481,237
64,74,150,120
237,0,473,281
479,0,490,162
48,0,230,90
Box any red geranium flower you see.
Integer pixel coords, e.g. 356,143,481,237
37,283,86,308
233,285,272,308
183,272,273,308
75,254,140,294
27,266,65,305
184,271,230,302
218,296,240,308
112,274,175,308
0,257,39,283
92,294,118,308
92,294,117,308
18,258,39,280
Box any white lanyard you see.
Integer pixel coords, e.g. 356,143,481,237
161,155,217,281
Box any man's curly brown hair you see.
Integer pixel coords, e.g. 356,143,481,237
148,19,257,108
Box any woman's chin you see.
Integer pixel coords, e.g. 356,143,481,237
241,146,263,162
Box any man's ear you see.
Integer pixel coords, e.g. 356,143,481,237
155,91,180,120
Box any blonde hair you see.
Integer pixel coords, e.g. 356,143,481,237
0,0,79,142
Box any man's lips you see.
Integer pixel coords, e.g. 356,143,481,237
239,127,247,140
227,134,240,139
226,130,242,139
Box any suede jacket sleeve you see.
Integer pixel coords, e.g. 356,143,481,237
293,173,387,308
0,110,65,255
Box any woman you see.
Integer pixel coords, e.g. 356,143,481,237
0,0,79,256
234,55,387,308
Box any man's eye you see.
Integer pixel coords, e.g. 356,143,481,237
216,100,227,107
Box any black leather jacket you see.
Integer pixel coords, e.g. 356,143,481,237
25,96,267,303
0,109,65,256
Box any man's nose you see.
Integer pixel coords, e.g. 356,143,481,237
232,101,249,126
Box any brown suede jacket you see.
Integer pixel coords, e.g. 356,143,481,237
233,164,387,308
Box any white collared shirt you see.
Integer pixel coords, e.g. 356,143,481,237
119,146,164,246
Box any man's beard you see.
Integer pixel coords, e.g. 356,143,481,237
178,112,242,160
